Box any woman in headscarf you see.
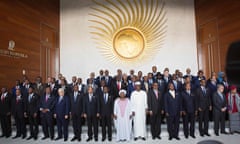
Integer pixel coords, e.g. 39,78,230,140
227,85,240,134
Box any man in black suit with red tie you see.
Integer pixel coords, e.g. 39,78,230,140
70,85,84,141
99,86,113,141
12,89,26,139
0,87,12,138
148,82,164,140
39,86,55,140
24,86,40,140
83,86,100,142
196,79,212,136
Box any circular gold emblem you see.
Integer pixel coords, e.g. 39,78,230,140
113,28,145,59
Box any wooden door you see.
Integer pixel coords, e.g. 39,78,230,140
198,19,220,78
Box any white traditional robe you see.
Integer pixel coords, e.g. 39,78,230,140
114,98,132,141
131,90,148,137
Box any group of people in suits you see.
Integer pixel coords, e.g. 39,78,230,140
0,66,239,142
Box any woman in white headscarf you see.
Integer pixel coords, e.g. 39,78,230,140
113,89,132,142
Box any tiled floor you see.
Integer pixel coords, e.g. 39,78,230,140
1,122,239,144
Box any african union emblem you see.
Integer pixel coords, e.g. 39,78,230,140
89,0,167,65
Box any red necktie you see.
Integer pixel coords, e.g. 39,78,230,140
117,82,121,90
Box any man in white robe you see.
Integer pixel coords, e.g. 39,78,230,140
114,89,132,142
131,81,148,141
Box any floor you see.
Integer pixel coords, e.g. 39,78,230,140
1,122,239,144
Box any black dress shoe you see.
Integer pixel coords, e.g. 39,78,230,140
191,135,196,138
12,135,20,139
175,137,180,140
215,133,219,136
205,133,211,136
152,137,156,140
27,136,33,140
78,138,81,141
108,138,112,141
64,138,68,141
55,137,62,141
221,131,228,134
71,137,77,141
102,138,105,141
86,138,92,142
200,134,204,137
142,137,146,141
34,137,38,140
41,136,49,140
22,135,26,139
156,136,161,139
168,137,172,140
185,135,188,139
134,137,138,141
94,138,98,141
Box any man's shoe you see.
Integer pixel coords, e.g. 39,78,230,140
175,137,180,140
12,135,20,139
142,137,146,141
55,137,62,141
215,133,219,136
41,136,49,140
191,135,196,138
27,136,33,140
205,133,211,136
71,137,77,141
86,138,92,142
134,137,138,141
156,136,161,139
168,137,172,140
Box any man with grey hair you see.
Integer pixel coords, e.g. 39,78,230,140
213,84,228,136
54,88,70,141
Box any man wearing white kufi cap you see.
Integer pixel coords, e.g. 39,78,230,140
131,81,148,141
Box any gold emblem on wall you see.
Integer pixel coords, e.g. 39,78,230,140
89,0,167,65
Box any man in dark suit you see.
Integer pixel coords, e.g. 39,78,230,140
77,78,86,94
103,69,113,87
181,83,197,139
24,87,40,140
164,82,181,140
0,87,12,138
83,86,100,142
196,79,212,136
54,88,70,141
171,74,183,93
111,76,125,100
70,85,84,141
96,80,106,97
12,89,26,139
39,86,55,140
96,70,105,87
127,76,137,98
213,84,228,136
99,86,113,141
148,82,164,140
68,76,77,92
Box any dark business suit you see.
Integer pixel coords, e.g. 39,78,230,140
181,90,197,137
164,91,182,138
70,91,84,140
0,92,12,137
39,93,55,139
12,95,26,138
99,92,113,140
103,76,113,87
212,91,227,134
111,81,126,100
83,93,100,139
127,82,135,98
148,89,163,138
196,86,212,135
55,96,70,140
25,93,40,139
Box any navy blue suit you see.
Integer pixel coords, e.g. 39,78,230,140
164,91,182,138
181,91,197,137
83,93,100,139
70,91,84,139
127,82,135,98
39,93,55,139
55,96,70,140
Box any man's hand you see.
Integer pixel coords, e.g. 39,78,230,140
33,113,37,118
209,106,212,111
83,113,87,118
96,113,100,118
64,115,68,119
132,112,135,116
24,112,27,118
166,113,169,117
198,108,202,111
149,111,153,116
54,114,57,119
